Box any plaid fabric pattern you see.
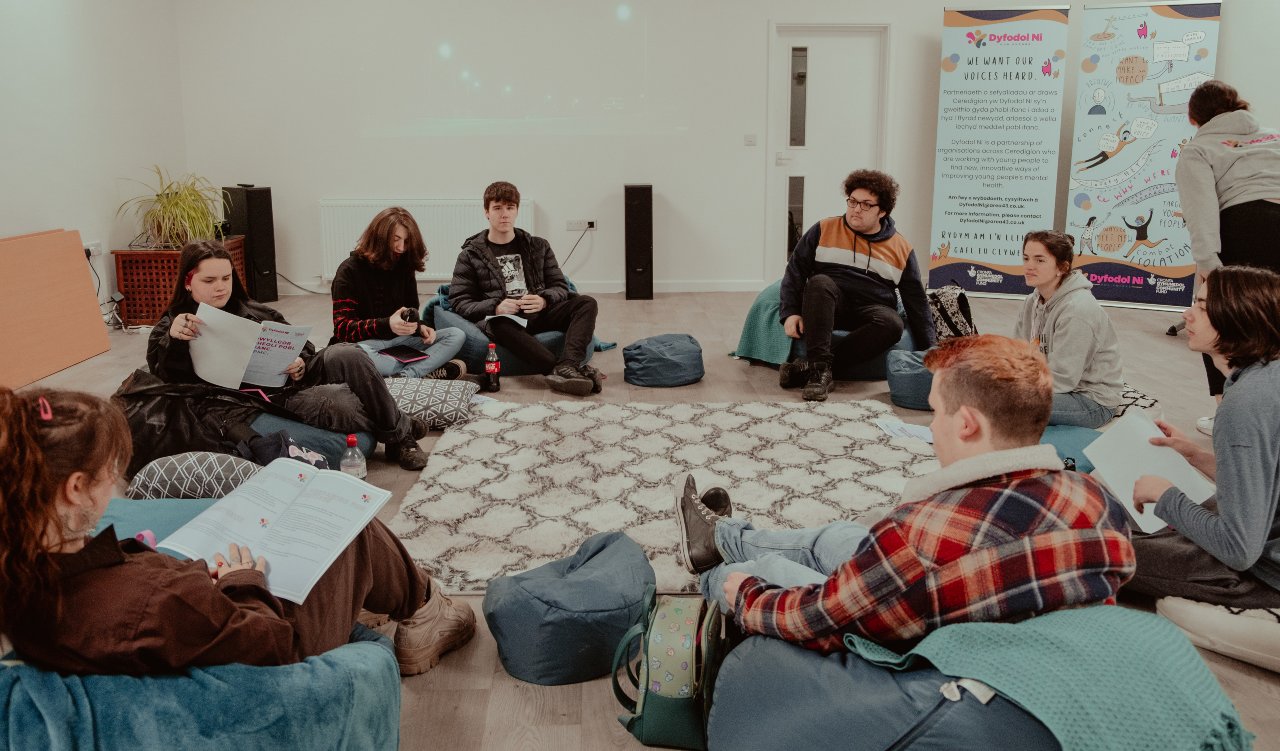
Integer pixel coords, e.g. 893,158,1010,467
736,468,1136,653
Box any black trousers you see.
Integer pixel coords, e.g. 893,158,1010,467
1203,200,1280,395
280,343,413,445
800,274,904,369
488,295,598,375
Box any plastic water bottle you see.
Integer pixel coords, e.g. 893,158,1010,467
339,434,367,478
484,342,501,392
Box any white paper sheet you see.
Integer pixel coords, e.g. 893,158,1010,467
1083,409,1216,533
188,303,311,388
874,418,934,444
158,459,391,604
483,313,529,328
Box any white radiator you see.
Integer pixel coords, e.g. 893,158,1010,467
318,198,537,281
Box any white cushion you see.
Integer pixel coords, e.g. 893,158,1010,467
126,451,261,500
383,377,480,430
1157,596,1280,673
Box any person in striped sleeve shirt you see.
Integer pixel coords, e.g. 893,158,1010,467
675,334,1135,652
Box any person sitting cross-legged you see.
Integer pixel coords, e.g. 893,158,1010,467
675,334,1135,651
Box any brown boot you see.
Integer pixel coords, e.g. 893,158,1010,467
395,579,477,676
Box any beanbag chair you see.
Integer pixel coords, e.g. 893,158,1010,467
624,334,705,387
483,531,655,685
886,350,932,411
1040,424,1102,474
249,414,374,470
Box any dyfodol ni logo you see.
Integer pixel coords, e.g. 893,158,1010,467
969,29,1044,45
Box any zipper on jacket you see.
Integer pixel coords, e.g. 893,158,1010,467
883,680,964,751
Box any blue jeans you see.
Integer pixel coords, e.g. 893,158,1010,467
356,328,465,378
698,518,870,611
1050,391,1116,429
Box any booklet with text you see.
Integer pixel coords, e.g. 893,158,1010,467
189,303,312,388
158,459,391,604
380,344,430,363
1083,409,1216,533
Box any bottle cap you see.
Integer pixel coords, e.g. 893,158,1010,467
346,434,358,447
488,342,496,349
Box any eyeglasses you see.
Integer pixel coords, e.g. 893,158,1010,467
846,198,880,212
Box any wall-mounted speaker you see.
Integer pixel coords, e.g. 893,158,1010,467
224,185,278,302
624,184,653,300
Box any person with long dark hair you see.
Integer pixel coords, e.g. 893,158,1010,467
1176,80,1280,435
331,207,466,379
1013,230,1123,428
148,240,430,471
1130,266,1280,610
0,387,474,675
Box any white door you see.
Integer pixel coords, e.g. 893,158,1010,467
765,23,889,280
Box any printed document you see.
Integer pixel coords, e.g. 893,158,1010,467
158,459,391,604
189,302,311,388
1084,409,1216,533
484,313,529,327
874,418,934,444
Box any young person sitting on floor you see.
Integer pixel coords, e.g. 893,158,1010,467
1013,230,1124,428
1129,265,1280,611
0,386,475,676
330,206,467,380
449,181,604,396
149,240,431,471
675,334,1136,652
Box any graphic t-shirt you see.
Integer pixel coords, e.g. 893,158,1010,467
487,237,530,297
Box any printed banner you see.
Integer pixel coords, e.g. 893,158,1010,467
928,7,1071,295
1064,2,1220,307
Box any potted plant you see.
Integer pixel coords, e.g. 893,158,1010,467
117,165,224,249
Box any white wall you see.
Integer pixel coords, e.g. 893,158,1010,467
4,1,1275,298
0,0,187,303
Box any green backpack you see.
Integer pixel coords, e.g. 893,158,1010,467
611,591,727,751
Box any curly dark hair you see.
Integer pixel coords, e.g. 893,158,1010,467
843,170,899,215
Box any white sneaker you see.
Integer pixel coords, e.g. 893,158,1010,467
1196,416,1214,436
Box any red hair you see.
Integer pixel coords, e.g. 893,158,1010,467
925,335,1052,445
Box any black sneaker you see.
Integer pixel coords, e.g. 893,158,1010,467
386,440,428,471
427,359,466,381
802,362,833,402
576,363,605,394
674,475,724,575
410,415,430,441
701,486,733,518
544,363,594,397
779,358,810,389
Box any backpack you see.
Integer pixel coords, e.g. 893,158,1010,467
611,592,728,750
927,284,978,340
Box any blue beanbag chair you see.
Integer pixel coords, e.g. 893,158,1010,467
707,636,1057,750
886,349,933,411
1040,424,1102,474
483,531,655,685
432,307,584,377
250,413,374,470
623,334,705,387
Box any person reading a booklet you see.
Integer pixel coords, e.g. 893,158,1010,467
329,207,467,380
1128,266,1280,610
0,386,474,675
674,335,1135,652
148,240,431,471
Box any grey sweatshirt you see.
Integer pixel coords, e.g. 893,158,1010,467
1156,359,1280,591
1175,110,1280,274
1013,271,1124,409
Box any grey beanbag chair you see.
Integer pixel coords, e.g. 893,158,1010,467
624,333,705,387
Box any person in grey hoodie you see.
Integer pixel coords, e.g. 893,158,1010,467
1130,266,1280,611
1013,230,1123,428
1175,80,1280,430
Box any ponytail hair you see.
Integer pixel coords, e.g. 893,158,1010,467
0,388,131,635
1188,80,1250,127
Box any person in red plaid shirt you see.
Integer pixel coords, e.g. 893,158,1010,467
675,334,1136,652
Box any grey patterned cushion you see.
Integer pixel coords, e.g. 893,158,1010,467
126,451,261,500
384,377,481,430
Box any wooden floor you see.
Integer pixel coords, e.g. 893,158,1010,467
27,290,1280,749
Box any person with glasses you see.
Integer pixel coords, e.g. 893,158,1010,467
1128,265,1280,612
778,170,935,401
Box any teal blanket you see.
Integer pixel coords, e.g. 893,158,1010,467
846,606,1252,751
732,280,791,365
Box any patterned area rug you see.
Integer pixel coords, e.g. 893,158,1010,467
389,400,940,593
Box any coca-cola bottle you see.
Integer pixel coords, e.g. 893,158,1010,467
484,343,501,392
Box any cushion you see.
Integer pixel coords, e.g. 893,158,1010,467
126,451,261,500
623,334,705,387
483,531,655,685
249,414,375,469
1157,596,1280,673
1040,425,1102,474
383,376,480,429
707,636,1057,750
97,497,218,549
886,350,932,411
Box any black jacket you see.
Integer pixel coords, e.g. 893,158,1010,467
448,229,573,323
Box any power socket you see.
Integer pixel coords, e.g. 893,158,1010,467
85,241,104,257
566,220,596,231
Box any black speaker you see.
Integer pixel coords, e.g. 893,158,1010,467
224,185,278,302
624,184,653,300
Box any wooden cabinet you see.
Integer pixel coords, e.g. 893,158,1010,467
112,236,245,325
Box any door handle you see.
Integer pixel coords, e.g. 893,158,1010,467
775,152,793,166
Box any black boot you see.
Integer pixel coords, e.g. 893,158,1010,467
802,362,833,402
778,358,810,389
